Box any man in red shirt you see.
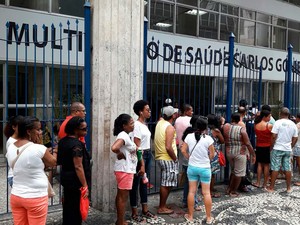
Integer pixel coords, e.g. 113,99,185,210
58,102,86,143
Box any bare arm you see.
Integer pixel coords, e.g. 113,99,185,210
214,129,225,144
208,144,215,160
43,148,57,167
271,133,277,149
111,139,126,160
165,125,177,161
180,142,189,159
73,155,89,198
292,136,298,148
241,128,256,164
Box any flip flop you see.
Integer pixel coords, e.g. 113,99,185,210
194,205,202,211
206,217,215,224
229,192,239,198
294,182,300,186
184,214,193,222
142,210,157,219
264,187,275,193
251,183,261,188
211,192,221,198
157,208,174,215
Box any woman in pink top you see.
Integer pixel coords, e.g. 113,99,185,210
253,110,273,188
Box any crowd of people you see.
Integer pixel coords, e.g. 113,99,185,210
111,98,300,225
4,98,300,225
4,102,91,225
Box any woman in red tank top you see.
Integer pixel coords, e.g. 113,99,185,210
253,110,273,188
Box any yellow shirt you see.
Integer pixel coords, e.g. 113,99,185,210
154,119,177,160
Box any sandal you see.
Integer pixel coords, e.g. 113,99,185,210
131,215,145,223
194,205,202,211
211,192,221,198
206,217,215,224
184,214,193,222
157,208,174,214
142,210,157,219
252,182,261,188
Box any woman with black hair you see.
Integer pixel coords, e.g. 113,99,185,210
181,117,215,224
58,116,91,225
111,113,138,225
253,110,272,188
6,116,56,225
4,115,24,187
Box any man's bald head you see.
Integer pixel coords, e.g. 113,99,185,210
70,102,86,118
280,107,290,118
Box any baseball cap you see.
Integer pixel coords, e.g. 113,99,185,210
165,98,172,104
162,106,175,117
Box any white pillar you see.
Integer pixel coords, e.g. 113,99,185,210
90,0,144,212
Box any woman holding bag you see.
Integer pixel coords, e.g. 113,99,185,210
58,116,91,225
6,116,57,225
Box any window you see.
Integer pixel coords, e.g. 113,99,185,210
220,15,238,41
49,68,83,105
256,23,270,47
221,3,239,16
177,0,197,7
288,20,300,30
150,1,174,33
240,19,255,45
7,65,44,104
199,11,218,39
176,6,197,36
272,17,287,27
252,81,265,105
268,82,282,106
200,0,219,12
273,27,287,50
256,12,270,23
240,9,255,20
52,0,84,17
10,0,49,12
288,30,300,52
0,0,5,4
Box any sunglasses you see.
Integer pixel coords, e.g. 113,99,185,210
79,127,88,131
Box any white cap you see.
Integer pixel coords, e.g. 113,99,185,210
162,106,175,117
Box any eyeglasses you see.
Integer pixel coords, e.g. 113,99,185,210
79,127,88,131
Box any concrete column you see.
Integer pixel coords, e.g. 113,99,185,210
90,0,144,212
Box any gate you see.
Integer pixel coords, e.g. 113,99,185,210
145,32,261,193
0,3,91,214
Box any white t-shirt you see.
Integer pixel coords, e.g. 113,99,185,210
295,122,300,148
272,118,298,151
6,143,48,198
5,137,17,178
114,131,138,173
133,120,151,150
184,133,214,168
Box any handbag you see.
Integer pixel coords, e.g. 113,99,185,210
80,186,90,221
218,151,226,167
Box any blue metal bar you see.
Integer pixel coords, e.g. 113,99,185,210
33,24,37,116
285,44,293,109
59,22,63,119
76,19,79,97
5,21,9,213
43,24,46,121
15,23,19,115
67,20,71,112
84,1,92,150
143,17,148,100
226,33,235,126
25,24,28,116
258,65,262,111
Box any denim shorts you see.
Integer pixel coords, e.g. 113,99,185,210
270,149,292,171
293,146,300,157
187,165,211,184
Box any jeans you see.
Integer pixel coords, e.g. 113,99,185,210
129,150,152,207
182,165,199,206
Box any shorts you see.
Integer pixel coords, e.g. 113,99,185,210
293,146,300,157
187,165,211,184
227,153,247,177
256,146,271,163
158,160,178,187
115,171,134,190
270,149,292,171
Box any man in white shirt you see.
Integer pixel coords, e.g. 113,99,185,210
266,107,298,193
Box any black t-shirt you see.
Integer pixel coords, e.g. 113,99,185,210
58,136,91,189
